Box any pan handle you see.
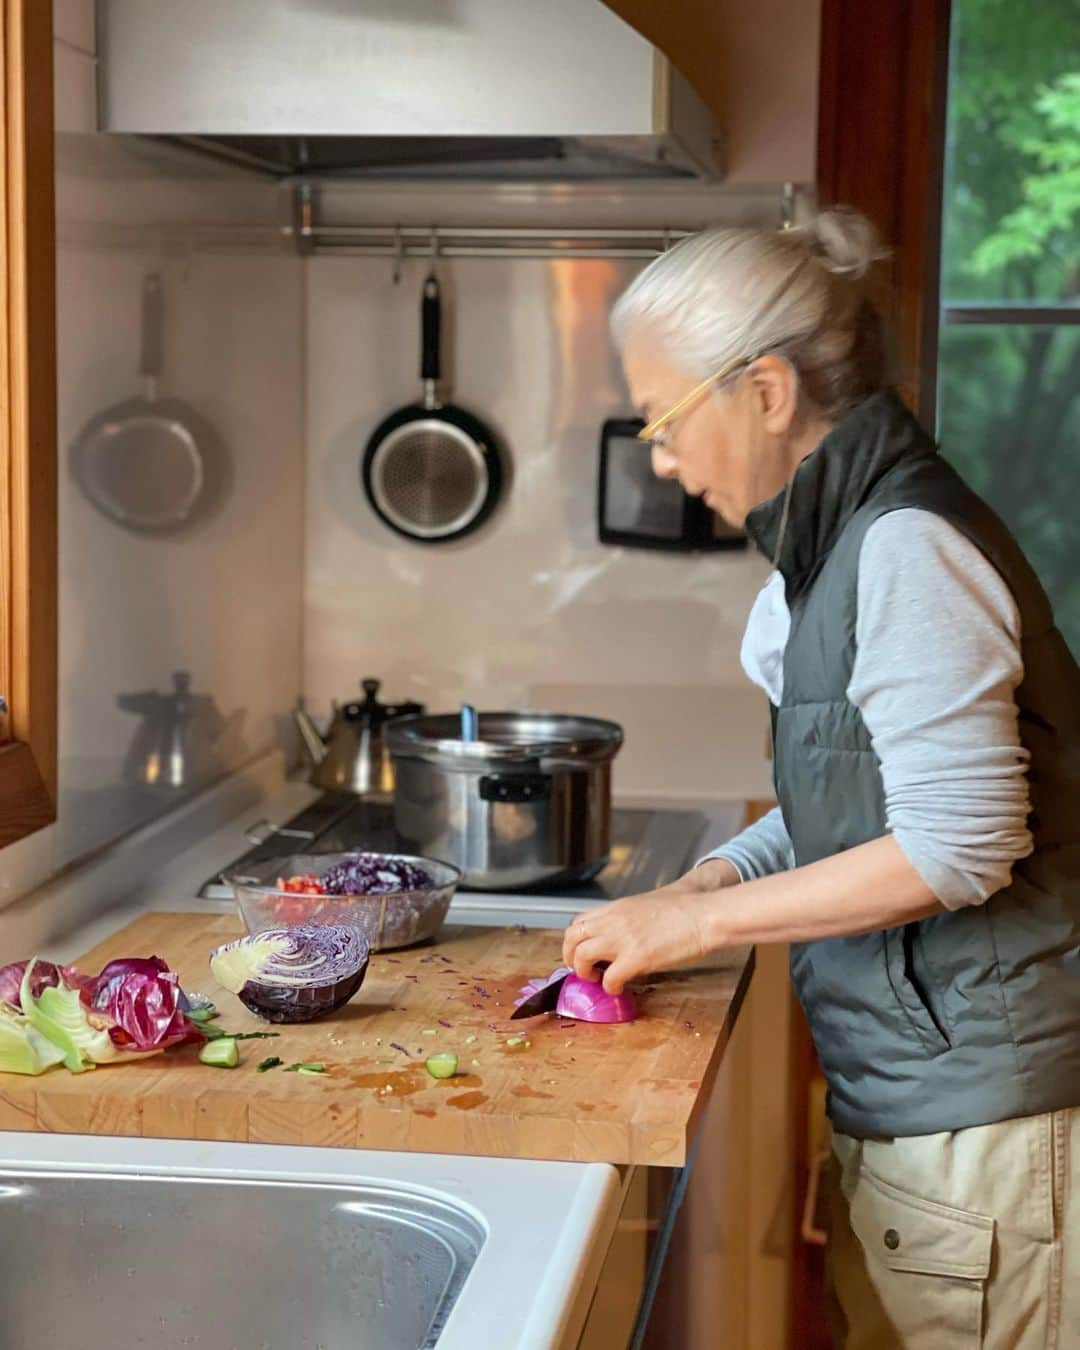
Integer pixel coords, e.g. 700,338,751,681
421,274,441,407
140,272,163,396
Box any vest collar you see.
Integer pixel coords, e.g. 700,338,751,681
744,389,938,589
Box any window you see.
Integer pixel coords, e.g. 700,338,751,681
938,0,1080,654
0,0,57,847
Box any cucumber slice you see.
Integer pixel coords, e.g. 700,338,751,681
425,1053,458,1080
199,1037,239,1068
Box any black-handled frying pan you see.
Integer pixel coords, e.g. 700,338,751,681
361,275,503,543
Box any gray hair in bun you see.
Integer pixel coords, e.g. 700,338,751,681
611,206,893,420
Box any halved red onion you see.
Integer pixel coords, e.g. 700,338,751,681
514,966,638,1024
556,973,637,1024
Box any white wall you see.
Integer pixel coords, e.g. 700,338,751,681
0,9,305,908
303,246,773,800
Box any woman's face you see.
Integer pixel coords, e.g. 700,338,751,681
622,331,802,528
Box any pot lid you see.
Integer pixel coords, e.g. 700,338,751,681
384,711,623,767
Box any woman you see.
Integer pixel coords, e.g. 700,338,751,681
563,208,1080,1347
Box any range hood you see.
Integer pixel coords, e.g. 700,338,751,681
96,0,722,182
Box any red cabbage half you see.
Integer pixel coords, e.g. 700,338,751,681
209,924,370,1024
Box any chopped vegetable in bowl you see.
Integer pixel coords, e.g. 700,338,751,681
227,851,460,951
319,854,434,896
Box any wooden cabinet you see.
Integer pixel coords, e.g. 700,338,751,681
571,944,795,1350
602,0,821,186
0,0,58,848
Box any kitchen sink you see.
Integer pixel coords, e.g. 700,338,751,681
0,1134,620,1350
0,1166,483,1349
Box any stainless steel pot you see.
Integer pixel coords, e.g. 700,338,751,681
384,711,623,891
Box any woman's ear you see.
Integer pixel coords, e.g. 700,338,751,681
746,354,799,436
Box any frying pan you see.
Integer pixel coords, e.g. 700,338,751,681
71,273,227,533
361,275,503,543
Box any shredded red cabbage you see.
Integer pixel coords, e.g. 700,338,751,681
318,854,433,896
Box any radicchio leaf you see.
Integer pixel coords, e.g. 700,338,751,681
0,959,70,1011
84,957,201,1051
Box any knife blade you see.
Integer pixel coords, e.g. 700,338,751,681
510,972,569,1020
510,963,609,1019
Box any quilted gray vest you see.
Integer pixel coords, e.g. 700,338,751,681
743,390,1080,1138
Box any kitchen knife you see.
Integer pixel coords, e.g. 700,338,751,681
510,963,609,1019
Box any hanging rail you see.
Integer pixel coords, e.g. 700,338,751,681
281,220,696,260
281,182,800,260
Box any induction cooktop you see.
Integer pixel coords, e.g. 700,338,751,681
199,791,708,904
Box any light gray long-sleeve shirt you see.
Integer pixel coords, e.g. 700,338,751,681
703,508,1034,908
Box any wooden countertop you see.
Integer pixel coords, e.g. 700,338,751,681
0,912,753,1167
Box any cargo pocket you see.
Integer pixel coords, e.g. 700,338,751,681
847,1166,993,1348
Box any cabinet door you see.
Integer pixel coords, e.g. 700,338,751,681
0,0,58,847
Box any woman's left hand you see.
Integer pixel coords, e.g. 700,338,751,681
561,892,715,995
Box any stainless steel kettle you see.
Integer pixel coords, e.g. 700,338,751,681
294,678,424,796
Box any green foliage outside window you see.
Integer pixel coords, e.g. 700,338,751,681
937,0,1080,653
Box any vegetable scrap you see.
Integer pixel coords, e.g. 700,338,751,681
0,954,204,1077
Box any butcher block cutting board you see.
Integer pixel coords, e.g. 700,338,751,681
0,913,753,1166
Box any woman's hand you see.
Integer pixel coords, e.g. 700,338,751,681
561,858,740,995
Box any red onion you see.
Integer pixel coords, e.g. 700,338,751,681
514,966,638,1024
556,973,637,1024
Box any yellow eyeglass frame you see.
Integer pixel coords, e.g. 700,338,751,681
636,352,755,443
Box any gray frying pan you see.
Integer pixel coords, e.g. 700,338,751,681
71,274,227,533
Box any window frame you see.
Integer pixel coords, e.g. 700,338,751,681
0,0,57,849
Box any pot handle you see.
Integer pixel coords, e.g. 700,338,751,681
479,772,552,804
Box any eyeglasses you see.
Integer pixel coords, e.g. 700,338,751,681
636,352,755,443
637,255,814,445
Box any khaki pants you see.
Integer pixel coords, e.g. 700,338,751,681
825,1109,1079,1349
